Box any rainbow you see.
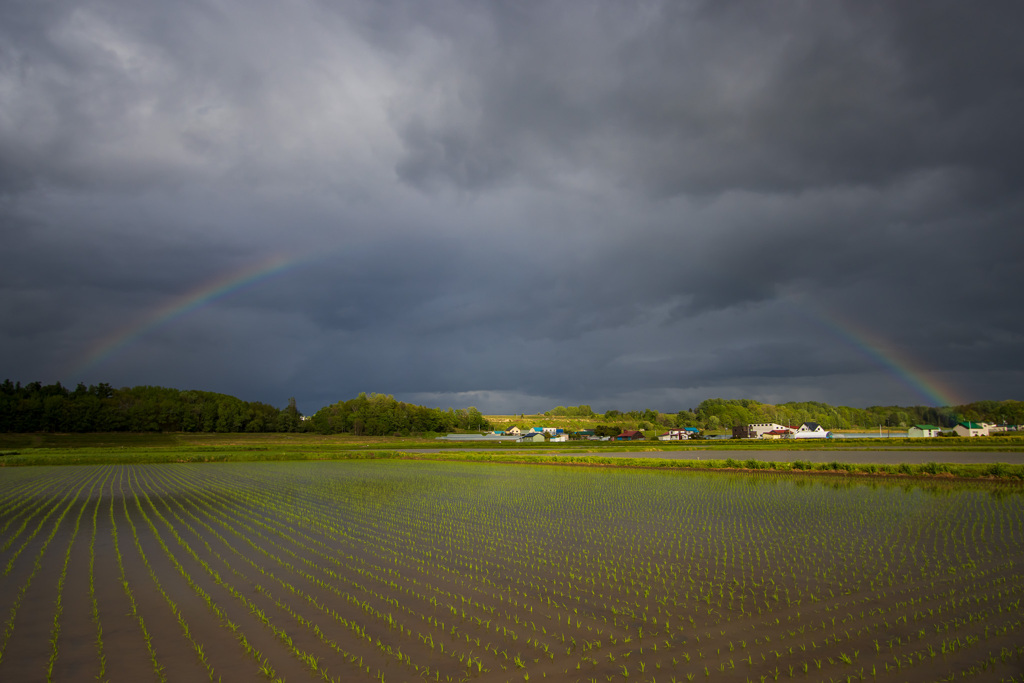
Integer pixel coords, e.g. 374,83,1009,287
813,309,961,407
70,254,298,378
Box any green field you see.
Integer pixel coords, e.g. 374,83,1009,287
1,460,1022,682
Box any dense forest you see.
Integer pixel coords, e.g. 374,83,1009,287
309,393,489,436
0,380,301,433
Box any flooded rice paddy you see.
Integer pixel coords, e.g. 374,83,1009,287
1,461,1022,682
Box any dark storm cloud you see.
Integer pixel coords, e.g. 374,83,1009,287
388,2,1024,198
1,0,1022,414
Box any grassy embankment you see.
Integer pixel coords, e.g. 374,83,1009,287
1,431,1023,479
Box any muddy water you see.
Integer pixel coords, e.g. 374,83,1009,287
2,462,1023,682
403,448,1024,464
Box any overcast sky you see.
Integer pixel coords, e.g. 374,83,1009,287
2,0,1022,415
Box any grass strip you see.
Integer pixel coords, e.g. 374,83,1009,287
403,451,1024,481
2,446,1024,481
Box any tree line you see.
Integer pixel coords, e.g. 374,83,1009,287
549,399,1024,432
4,378,1020,435
309,392,489,436
639,398,1024,431
0,382,488,436
0,380,302,433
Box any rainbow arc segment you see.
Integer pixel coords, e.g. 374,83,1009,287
70,254,297,378
814,310,960,407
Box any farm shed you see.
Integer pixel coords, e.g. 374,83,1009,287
518,432,546,443
615,430,645,441
954,421,988,437
908,424,941,438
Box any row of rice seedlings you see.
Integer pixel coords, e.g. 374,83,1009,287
169,465,511,679
138,465,380,681
109,466,166,682
198,464,672,675
0,467,104,666
175,466,516,676
46,472,105,681
1,468,89,575
731,564,1023,674
115,468,281,681
142,465,423,680
88,470,107,681
956,643,1024,680
126,467,332,681
119,468,218,680
196,466,540,635
772,558,1024,676
286,467,755,641
0,469,72,540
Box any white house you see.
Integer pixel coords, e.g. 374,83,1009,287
504,426,522,436
907,424,941,438
792,422,829,439
657,428,690,441
954,422,988,437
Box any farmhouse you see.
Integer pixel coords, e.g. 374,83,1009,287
518,431,546,443
907,424,941,438
615,430,645,441
954,421,988,437
743,423,791,438
792,422,829,439
987,423,1021,433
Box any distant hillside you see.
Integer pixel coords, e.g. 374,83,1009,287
512,399,1024,432
687,398,1023,430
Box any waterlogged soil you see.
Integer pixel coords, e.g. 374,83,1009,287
1,462,1023,682
404,448,1024,465
653,450,1024,465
